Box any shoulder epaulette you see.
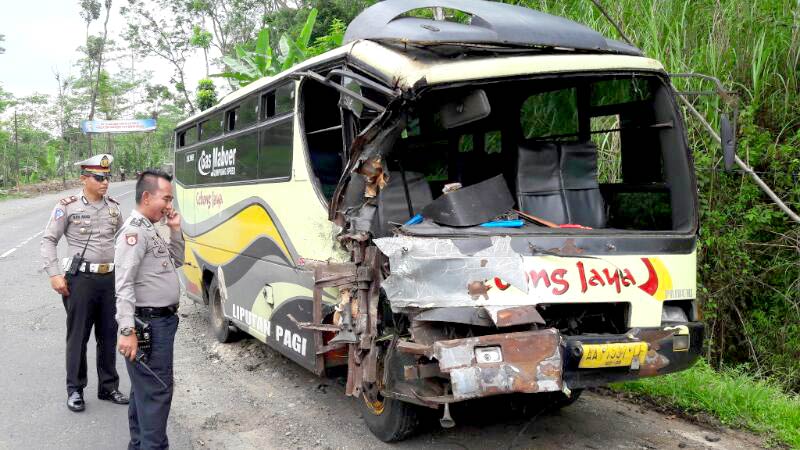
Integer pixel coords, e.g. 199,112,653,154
59,195,78,206
107,196,120,205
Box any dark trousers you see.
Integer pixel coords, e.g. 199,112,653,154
62,271,119,395
126,314,178,450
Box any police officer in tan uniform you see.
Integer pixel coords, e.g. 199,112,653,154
116,169,184,449
40,154,129,412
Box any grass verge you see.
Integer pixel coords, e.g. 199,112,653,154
612,359,800,448
0,191,23,202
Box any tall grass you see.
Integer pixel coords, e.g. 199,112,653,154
504,0,800,392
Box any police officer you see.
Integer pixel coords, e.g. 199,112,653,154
40,154,129,412
116,169,184,450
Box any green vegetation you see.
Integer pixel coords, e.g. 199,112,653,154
615,359,800,447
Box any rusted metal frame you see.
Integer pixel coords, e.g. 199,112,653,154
396,340,433,358
363,246,386,384
316,342,347,355
432,329,563,400
297,262,359,375
404,363,443,381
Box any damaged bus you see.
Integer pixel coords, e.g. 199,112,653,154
174,0,727,441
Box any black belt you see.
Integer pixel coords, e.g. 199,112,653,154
135,305,178,318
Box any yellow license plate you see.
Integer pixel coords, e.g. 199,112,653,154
579,342,649,368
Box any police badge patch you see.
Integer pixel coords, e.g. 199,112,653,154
126,233,138,246
54,209,65,221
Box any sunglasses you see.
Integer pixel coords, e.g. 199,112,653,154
85,173,111,182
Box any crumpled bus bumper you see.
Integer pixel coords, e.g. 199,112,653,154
413,322,703,402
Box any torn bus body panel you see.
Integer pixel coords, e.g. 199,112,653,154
329,98,407,228
373,235,529,309
433,329,562,400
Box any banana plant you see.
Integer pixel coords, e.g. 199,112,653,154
214,8,318,86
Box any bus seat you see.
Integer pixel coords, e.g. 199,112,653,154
374,171,433,237
516,140,607,228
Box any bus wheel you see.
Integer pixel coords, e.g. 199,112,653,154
208,278,236,343
358,390,423,442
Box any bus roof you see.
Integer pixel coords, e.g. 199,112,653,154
176,39,664,130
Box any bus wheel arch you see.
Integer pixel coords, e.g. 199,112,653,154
201,268,215,306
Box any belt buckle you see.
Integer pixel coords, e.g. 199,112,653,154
97,263,110,273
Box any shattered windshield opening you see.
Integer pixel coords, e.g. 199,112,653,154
372,73,695,236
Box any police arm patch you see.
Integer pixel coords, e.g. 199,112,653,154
54,208,65,221
125,233,138,246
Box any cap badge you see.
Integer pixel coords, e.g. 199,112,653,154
100,156,110,168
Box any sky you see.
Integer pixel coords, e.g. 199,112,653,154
0,0,210,101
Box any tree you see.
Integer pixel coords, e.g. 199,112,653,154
189,0,287,59
0,34,5,54
78,0,101,41
121,0,197,114
195,79,217,111
264,0,374,45
190,26,213,77
83,0,113,156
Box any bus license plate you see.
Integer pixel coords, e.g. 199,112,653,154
579,342,649,368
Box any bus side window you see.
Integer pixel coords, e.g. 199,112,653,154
238,96,259,128
300,76,345,201
275,83,295,116
262,92,275,119
184,126,198,147
226,108,238,132
259,119,293,180
262,82,295,120
199,113,223,141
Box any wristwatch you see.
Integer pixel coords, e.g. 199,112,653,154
120,327,135,336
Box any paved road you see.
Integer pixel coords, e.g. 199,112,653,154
0,182,766,449
0,181,192,449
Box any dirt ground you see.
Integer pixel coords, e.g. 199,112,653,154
1,179,82,196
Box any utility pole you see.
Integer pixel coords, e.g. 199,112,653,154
13,110,19,189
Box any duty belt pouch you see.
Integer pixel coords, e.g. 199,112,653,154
134,317,153,362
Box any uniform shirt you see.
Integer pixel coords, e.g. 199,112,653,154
40,193,123,277
114,210,185,330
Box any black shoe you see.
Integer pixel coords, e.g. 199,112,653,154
98,389,129,405
67,392,85,412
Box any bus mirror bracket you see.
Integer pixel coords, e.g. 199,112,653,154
669,72,739,170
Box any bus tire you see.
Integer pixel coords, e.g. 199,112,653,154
208,278,236,343
359,393,422,442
